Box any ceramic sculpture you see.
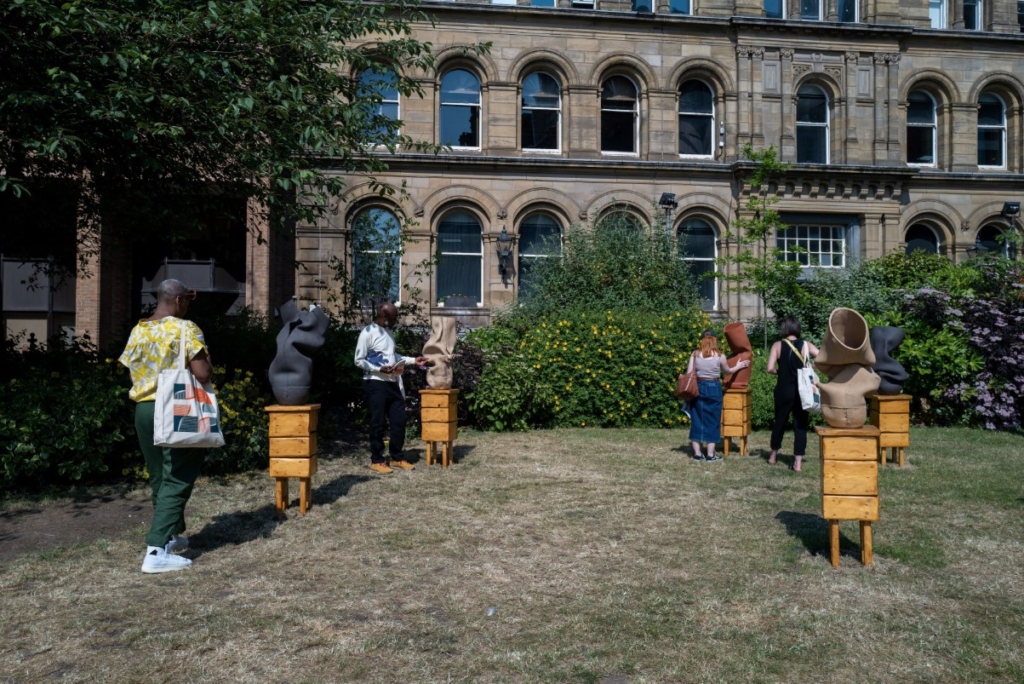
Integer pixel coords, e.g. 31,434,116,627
816,307,880,428
422,316,457,389
870,326,909,395
723,321,752,389
268,300,330,405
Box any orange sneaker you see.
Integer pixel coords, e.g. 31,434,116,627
389,460,415,470
369,463,393,474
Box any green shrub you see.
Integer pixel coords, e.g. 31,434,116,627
203,368,272,475
509,308,709,429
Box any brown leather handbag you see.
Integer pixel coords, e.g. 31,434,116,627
674,353,699,401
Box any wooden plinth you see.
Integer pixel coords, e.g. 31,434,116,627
869,394,911,468
420,389,458,468
720,388,752,456
816,425,880,567
265,404,320,516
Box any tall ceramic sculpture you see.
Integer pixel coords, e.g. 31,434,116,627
870,326,909,395
268,300,330,405
723,321,752,389
422,316,457,389
816,307,880,428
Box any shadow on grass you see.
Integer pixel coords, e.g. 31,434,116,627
402,444,476,466
190,474,371,558
775,510,864,560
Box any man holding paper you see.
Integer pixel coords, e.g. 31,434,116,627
354,302,428,473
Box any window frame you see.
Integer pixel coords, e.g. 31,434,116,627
356,69,401,146
677,217,719,311
600,75,640,157
801,0,822,20
776,222,848,268
838,0,858,22
521,71,562,154
977,91,1007,169
907,90,938,168
930,0,947,28
517,212,563,294
350,207,403,307
668,0,692,13
678,79,715,159
964,0,982,29
795,84,830,165
977,224,1018,259
435,210,484,306
904,223,941,255
439,68,482,151
764,0,785,18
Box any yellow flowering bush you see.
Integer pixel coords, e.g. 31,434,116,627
202,368,271,474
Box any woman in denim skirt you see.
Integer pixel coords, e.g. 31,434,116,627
684,329,751,462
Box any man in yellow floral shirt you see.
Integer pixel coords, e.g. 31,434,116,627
119,279,212,574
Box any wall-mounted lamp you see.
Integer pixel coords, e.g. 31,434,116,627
497,226,513,286
967,236,984,258
1001,201,1020,219
659,193,678,236
718,124,726,148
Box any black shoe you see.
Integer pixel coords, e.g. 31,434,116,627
704,454,723,463
693,454,706,461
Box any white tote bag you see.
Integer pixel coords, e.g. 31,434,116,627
785,339,821,414
154,323,225,448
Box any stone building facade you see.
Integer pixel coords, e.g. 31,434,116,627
299,0,1024,324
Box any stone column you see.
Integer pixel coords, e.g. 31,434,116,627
750,48,765,148
487,81,520,155
844,52,860,165
569,85,600,158
736,47,752,148
951,102,980,172
885,53,902,165
780,49,795,161
952,0,964,28
826,0,840,21
872,54,888,164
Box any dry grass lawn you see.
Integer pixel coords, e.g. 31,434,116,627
2,427,1023,683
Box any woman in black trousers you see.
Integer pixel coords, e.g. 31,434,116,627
766,316,819,472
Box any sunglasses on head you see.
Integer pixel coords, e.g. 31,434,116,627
177,290,197,301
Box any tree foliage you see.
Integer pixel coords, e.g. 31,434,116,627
0,0,467,264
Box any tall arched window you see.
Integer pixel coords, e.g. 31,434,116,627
440,69,481,149
907,90,937,166
521,72,561,152
597,208,645,233
601,76,639,155
978,92,1006,168
905,224,940,254
518,213,562,294
977,224,1018,259
678,218,718,310
796,85,829,164
678,80,714,157
437,211,483,304
351,207,402,306
357,70,400,144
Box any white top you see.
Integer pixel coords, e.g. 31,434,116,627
688,351,733,380
353,323,417,385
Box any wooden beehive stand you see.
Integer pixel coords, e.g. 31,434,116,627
720,387,752,456
420,389,458,468
816,425,880,567
869,394,910,468
265,404,320,516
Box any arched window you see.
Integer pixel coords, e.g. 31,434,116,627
905,224,940,254
678,218,718,310
765,0,784,17
978,92,1006,168
669,0,692,13
907,90,937,166
440,69,481,149
801,0,822,20
601,76,639,155
437,211,483,304
796,85,829,164
678,80,714,157
518,213,562,294
597,208,645,233
521,72,561,152
357,70,400,144
839,0,857,21
352,207,402,306
977,224,1018,259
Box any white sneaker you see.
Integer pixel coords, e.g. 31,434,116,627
166,534,189,554
141,546,192,574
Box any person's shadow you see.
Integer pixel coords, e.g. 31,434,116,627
189,474,371,558
775,510,861,560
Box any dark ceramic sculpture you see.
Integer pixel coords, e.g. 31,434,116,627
723,322,752,389
268,300,329,405
870,326,909,395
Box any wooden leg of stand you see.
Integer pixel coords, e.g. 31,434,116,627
299,478,311,514
275,478,289,517
425,441,434,467
723,438,731,457
829,520,840,567
860,521,873,566
898,447,905,468
740,436,748,456
442,441,451,468
879,447,885,466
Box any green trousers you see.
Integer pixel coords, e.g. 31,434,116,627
135,401,204,548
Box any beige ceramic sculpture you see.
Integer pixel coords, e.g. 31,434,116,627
816,307,880,428
422,316,457,389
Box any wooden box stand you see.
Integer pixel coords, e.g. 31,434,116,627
420,389,458,468
720,388,752,456
816,425,880,567
265,404,320,516
869,394,910,467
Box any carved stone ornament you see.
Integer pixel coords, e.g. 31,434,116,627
750,47,765,58
793,64,812,78
873,54,888,64
779,49,794,60
961,219,971,233
825,66,843,82
736,46,751,56
845,52,860,64
886,53,901,64
414,206,425,217
497,209,508,220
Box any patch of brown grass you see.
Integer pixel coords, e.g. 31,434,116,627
2,427,1023,683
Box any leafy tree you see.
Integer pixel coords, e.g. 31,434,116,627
718,144,805,348
0,0,479,271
